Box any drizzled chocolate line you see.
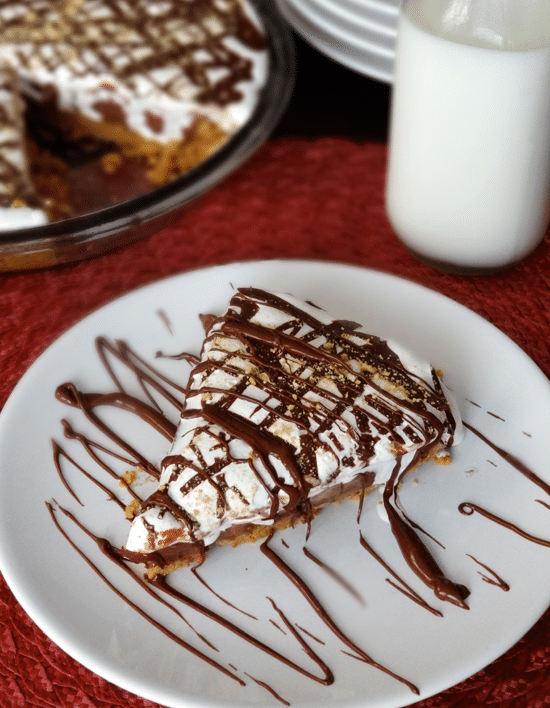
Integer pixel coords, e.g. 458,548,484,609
156,349,200,367
459,503,550,547
52,440,86,507
61,416,140,470
52,438,128,510
303,547,365,606
198,402,308,516
49,507,216,649
226,291,448,427
191,349,428,468
191,566,258,620
457,423,550,550
150,573,335,685
270,619,287,635
236,289,430,390
359,533,443,618
46,502,237,679
464,422,550,497
466,555,509,592
51,489,350,686
96,337,186,413
295,625,326,645
244,673,290,707
55,382,171,478
156,309,173,335
397,507,446,550
382,456,469,609
260,533,419,695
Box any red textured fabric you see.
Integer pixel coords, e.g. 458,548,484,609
2,137,550,708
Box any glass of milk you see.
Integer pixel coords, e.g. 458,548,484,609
385,0,550,274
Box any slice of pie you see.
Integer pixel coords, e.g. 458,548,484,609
125,287,462,575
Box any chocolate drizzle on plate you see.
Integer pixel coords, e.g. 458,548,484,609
45,290,550,703
466,555,509,592
303,546,365,606
359,532,443,617
50,333,420,694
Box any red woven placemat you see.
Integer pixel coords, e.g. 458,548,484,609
2,137,550,708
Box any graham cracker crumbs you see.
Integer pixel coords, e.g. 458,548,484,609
66,111,227,186
124,499,140,520
119,469,137,487
146,558,191,578
435,454,452,465
101,151,123,174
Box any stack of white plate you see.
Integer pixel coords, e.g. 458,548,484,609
275,0,399,83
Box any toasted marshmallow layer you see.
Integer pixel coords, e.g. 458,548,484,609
0,0,268,143
126,288,461,556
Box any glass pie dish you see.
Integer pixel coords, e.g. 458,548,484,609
0,0,295,273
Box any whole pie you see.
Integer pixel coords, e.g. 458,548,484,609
0,0,268,228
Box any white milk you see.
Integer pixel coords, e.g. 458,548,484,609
386,13,550,272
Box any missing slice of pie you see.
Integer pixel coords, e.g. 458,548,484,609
125,287,463,584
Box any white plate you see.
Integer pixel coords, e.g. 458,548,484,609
275,0,398,82
2,259,550,708
294,0,397,51
334,0,398,20
276,0,395,82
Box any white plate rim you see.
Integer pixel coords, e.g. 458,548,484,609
275,0,395,82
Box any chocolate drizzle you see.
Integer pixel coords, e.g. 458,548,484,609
46,501,240,681
51,328,428,695
459,503,550,547
359,533,443,617
55,382,171,478
0,0,266,108
132,287,457,569
458,423,550,549
45,292,550,703
467,555,509,592
260,533,419,695
150,573,336,686
303,546,365,606
464,422,550,496
382,457,469,609
244,674,290,706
